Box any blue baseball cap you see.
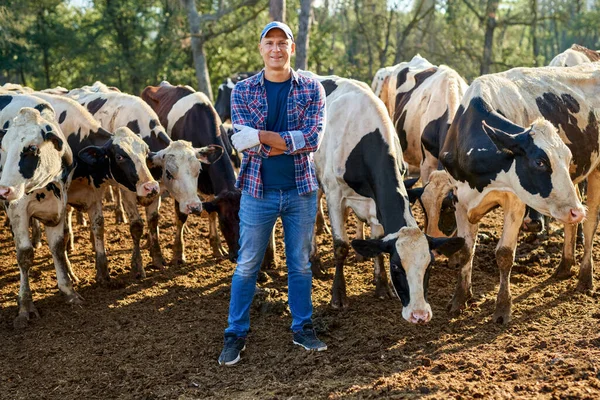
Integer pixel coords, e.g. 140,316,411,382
260,21,294,42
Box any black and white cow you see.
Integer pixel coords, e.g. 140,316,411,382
308,73,464,323
31,92,162,282
432,65,595,323
549,44,600,67
378,55,469,182
0,107,81,328
66,86,223,273
141,81,240,263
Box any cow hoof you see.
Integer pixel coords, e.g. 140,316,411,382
13,315,31,330
552,265,575,280
330,296,349,309
66,292,84,305
310,258,327,280
493,309,512,325
13,302,40,329
575,279,594,294
172,258,186,267
447,298,467,317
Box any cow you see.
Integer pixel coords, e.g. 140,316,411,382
0,92,162,282
65,86,223,273
306,73,464,323
140,81,240,263
429,64,596,324
376,55,469,183
549,44,600,67
370,65,397,97
213,72,257,123
0,107,82,328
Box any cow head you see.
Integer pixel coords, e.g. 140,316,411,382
147,140,223,214
202,189,241,261
214,78,236,123
352,227,464,324
78,127,160,203
0,108,70,202
482,118,585,224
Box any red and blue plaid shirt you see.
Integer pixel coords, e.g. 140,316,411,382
231,69,326,198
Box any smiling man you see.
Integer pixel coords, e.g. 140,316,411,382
218,21,327,366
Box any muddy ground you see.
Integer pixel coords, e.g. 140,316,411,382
0,196,599,400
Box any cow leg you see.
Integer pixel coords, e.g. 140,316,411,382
173,200,188,266
65,206,75,253
315,188,330,235
576,170,600,292
309,222,326,279
121,190,146,278
88,199,110,284
113,185,127,224
209,211,227,258
10,212,39,329
371,225,393,299
493,199,526,325
447,202,479,315
45,220,83,304
328,196,350,309
31,217,42,249
553,223,578,279
354,219,366,262
76,210,87,227
145,197,165,271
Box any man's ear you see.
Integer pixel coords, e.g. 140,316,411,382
291,42,296,55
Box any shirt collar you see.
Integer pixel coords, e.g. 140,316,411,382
252,68,300,86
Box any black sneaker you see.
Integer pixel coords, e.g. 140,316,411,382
292,324,327,351
218,334,246,366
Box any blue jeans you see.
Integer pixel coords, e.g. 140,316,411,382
225,189,318,337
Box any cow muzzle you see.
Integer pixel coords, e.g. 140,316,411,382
0,186,16,201
403,303,433,324
137,181,160,198
554,206,586,225
182,201,202,215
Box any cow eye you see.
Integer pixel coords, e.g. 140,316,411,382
115,154,124,162
534,159,548,170
26,145,38,154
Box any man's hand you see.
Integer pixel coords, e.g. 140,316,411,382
232,124,261,152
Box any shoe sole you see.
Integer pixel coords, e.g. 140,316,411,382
293,341,327,351
218,345,246,366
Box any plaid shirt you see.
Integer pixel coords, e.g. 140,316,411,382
231,69,326,198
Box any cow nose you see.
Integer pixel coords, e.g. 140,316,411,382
186,203,202,215
569,208,585,224
0,186,13,200
409,310,431,324
142,182,159,196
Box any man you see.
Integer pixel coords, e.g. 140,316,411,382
218,21,327,366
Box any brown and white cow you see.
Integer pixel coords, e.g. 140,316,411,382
308,73,464,323
0,107,82,328
141,81,240,263
549,44,600,67
429,64,596,324
66,86,223,274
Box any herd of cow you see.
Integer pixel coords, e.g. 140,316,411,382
0,43,598,330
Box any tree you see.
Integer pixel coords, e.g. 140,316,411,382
295,0,313,69
270,0,285,21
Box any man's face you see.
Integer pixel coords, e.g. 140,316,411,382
259,29,295,71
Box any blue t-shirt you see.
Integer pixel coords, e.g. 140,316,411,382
261,78,296,191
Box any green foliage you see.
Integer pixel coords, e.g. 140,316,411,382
2,0,600,95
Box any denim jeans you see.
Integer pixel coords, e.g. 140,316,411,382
225,189,318,337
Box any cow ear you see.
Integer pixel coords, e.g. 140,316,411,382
42,130,64,151
404,177,419,189
482,120,525,156
406,187,424,204
78,146,106,165
196,145,224,164
351,238,396,258
426,236,465,257
146,151,164,167
202,200,219,214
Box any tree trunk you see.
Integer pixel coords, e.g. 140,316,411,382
295,0,313,70
530,0,539,66
270,0,285,22
181,0,213,101
480,0,499,75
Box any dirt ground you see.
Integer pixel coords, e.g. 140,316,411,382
0,196,599,400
